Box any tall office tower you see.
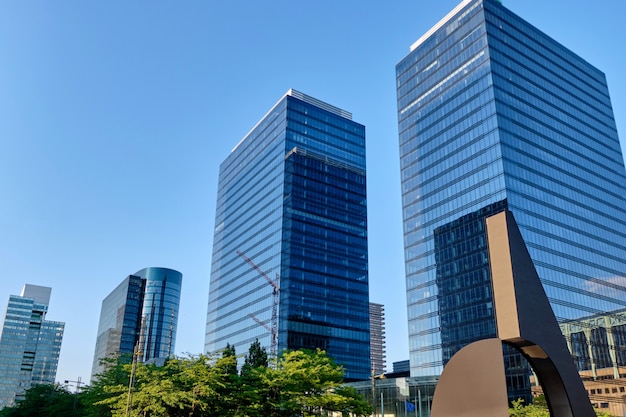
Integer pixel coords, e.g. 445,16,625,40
91,267,182,379
0,285,64,409
205,89,370,381
369,302,386,375
396,0,626,396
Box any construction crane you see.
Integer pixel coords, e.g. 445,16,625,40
248,313,272,333
236,250,280,358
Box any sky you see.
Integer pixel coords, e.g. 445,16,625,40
1,0,625,385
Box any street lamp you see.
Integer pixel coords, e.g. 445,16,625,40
64,376,83,412
371,371,385,417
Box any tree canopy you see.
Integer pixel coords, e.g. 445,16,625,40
0,384,78,417
0,343,371,417
509,397,613,417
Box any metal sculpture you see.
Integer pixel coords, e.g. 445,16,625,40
431,210,595,417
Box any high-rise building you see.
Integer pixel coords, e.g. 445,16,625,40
0,284,64,409
205,89,370,381
91,267,182,379
397,0,626,395
369,302,386,375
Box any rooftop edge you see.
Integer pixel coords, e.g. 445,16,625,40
409,0,474,52
231,89,353,153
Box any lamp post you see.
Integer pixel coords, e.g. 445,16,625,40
127,320,146,417
64,376,83,412
371,371,385,417
126,343,141,417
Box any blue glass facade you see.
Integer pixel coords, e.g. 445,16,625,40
205,89,370,380
397,0,626,389
134,267,182,363
91,267,181,379
434,199,530,400
0,285,64,409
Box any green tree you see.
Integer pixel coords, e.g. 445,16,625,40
6,347,371,417
259,349,372,417
222,343,238,376
80,355,131,417
509,399,549,417
94,353,240,417
509,397,614,417
237,340,270,417
241,339,268,376
0,384,77,417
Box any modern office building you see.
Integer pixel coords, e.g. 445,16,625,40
0,285,64,409
397,0,626,398
554,309,626,415
521,307,626,414
369,302,386,375
205,89,370,380
91,267,182,379
392,360,410,375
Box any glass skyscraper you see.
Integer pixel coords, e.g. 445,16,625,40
205,89,370,380
91,267,182,379
0,284,64,409
397,0,626,391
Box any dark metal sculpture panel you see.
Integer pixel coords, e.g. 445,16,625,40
431,211,595,417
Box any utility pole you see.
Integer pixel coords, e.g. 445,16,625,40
371,369,375,417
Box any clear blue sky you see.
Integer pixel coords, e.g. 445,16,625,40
1,0,625,384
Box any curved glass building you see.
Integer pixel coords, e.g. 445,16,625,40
91,267,182,379
134,267,182,363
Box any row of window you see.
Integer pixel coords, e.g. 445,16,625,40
397,13,485,99
221,108,286,187
400,47,488,121
500,119,626,195
486,10,610,107
486,4,606,87
495,81,621,166
402,136,500,211
287,99,364,135
287,131,365,168
286,112,365,149
589,387,625,395
396,0,483,83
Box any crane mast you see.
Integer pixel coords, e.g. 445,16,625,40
236,250,280,358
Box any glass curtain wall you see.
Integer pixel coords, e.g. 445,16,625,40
206,90,370,380
397,0,626,395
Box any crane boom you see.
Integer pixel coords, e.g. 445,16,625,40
248,313,271,332
236,250,279,290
